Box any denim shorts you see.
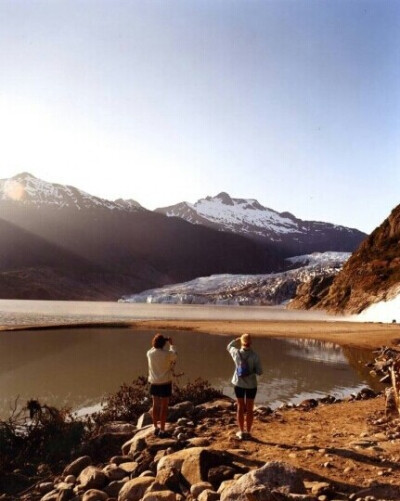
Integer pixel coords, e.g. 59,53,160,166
234,386,257,399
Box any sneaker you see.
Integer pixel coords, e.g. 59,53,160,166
235,431,245,440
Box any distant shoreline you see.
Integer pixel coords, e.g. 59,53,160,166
1,317,400,350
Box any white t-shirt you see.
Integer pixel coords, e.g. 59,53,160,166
147,345,177,384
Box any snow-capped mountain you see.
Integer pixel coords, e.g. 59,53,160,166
120,252,350,306
0,172,145,211
156,192,366,255
0,173,281,300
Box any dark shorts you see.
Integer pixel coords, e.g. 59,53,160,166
234,386,257,400
150,382,172,398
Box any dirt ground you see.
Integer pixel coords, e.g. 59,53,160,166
200,395,400,499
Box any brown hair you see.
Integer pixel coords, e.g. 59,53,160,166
152,333,167,349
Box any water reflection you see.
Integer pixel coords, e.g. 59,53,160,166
0,328,379,418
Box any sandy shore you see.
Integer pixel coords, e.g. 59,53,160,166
128,319,400,349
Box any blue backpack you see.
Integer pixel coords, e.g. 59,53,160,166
236,351,252,378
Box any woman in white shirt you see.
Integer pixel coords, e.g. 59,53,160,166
147,333,177,437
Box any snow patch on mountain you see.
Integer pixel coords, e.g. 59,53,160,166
120,252,350,305
286,252,351,267
0,173,144,211
158,192,361,246
354,289,400,323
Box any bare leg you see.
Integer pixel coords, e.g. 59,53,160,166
151,396,161,429
159,397,170,431
236,398,245,432
245,398,255,433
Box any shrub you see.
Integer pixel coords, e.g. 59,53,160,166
0,402,86,474
92,376,223,427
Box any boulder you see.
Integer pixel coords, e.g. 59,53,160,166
220,462,306,501
190,481,214,498
78,466,107,490
84,432,133,462
149,437,178,454
167,401,195,422
207,465,235,488
82,489,108,501
196,399,234,412
187,438,211,448
122,426,155,455
40,490,59,501
158,447,229,487
111,455,135,466
198,490,219,501
38,482,54,494
119,461,140,476
104,479,129,498
155,467,181,492
137,412,153,429
217,479,235,494
142,491,177,501
103,464,128,481
63,456,92,477
118,476,155,501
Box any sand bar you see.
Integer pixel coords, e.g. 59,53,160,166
0,300,399,349
129,319,400,349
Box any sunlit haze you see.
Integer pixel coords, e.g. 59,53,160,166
0,1,399,233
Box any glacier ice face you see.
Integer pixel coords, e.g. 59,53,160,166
120,251,350,306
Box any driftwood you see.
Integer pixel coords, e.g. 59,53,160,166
385,361,400,419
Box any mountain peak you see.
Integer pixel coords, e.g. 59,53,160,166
11,172,37,181
212,192,234,206
0,173,144,212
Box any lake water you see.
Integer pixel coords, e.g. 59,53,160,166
0,327,381,419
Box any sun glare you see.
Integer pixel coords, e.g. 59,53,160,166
3,180,25,201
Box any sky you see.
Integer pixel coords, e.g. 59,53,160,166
0,0,399,233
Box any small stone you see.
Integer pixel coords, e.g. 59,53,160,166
64,475,76,484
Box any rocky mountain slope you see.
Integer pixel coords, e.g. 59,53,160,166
156,192,366,255
0,172,145,211
290,203,400,314
120,252,349,306
0,174,281,300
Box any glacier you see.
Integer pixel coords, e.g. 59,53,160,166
120,252,350,306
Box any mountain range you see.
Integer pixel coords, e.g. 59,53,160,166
0,173,367,300
156,192,366,255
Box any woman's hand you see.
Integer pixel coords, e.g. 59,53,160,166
168,337,173,345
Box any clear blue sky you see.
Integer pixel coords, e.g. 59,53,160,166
0,0,398,233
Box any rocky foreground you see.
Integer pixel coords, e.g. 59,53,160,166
2,389,400,501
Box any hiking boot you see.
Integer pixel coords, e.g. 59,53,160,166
154,427,160,436
158,430,171,438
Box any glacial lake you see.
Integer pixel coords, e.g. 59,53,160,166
0,327,382,419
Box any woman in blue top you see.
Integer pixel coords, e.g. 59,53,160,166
227,333,262,440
